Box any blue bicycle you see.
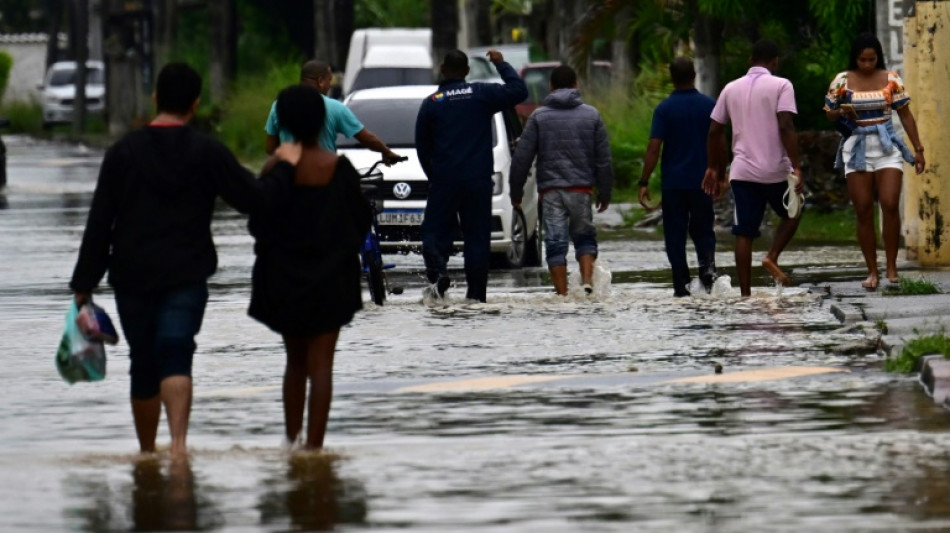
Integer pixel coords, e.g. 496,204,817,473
359,157,408,305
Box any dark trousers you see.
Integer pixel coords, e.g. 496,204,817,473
422,178,493,302
661,188,717,292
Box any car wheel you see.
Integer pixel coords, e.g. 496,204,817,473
495,208,527,269
524,214,542,267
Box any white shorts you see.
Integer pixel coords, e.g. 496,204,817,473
842,134,905,174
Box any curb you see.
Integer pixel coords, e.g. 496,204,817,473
919,355,950,407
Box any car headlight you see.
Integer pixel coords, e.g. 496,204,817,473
491,172,504,196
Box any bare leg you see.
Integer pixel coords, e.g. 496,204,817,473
578,254,594,284
735,235,754,296
847,171,879,288
132,396,161,453
876,168,903,283
549,265,568,295
305,330,340,450
761,215,800,286
161,375,192,458
283,336,308,444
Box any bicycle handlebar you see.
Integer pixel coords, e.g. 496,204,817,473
361,156,409,178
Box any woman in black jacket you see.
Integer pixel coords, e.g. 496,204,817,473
249,85,371,450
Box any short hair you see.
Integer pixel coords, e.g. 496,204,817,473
848,33,886,70
300,60,331,82
750,40,780,63
275,85,326,146
441,49,469,77
550,65,577,90
669,57,695,85
155,63,201,114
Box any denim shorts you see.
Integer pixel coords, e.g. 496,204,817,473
730,180,789,238
842,134,905,174
115,282,209,399
541,189,598,267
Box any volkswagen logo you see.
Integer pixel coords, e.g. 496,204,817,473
393,182,412,200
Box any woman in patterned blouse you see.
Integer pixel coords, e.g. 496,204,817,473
824,33,926,290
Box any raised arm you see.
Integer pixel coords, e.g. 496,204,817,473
480,51,528,112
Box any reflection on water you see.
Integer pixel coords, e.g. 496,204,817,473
259,453,368,531
131,458,205,531
64,457,222,532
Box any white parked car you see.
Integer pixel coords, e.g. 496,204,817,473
39,60,106,129
338,85,541,269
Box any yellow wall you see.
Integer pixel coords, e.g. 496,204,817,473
904,2,950,265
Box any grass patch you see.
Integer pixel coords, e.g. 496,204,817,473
885,331,950,373
791,207,857,243
213,61,300,162
587,77,667,195
0,99,44,134
882,275,941,296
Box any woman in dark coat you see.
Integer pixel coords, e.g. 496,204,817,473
249,85,371,449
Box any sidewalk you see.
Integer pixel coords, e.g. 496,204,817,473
802,263,950,408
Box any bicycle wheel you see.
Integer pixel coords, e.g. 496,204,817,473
367,257,386,305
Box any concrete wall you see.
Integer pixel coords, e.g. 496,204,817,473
903,1,950,265
877,0,915,74
0,34,49,105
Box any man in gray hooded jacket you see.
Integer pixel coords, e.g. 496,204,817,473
509,65,613,296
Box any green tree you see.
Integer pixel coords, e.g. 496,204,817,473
355,0,429,28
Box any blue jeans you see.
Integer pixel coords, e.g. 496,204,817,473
542,189,597,267
661,188,716,291
115,283,209,399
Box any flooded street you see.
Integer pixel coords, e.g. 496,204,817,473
3,135,950,532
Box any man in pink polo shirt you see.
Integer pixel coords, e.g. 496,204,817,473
703,39,803,297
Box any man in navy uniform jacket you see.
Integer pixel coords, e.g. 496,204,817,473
415,49,527,302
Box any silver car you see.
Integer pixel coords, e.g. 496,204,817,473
338,85,541,269
39,61,106,129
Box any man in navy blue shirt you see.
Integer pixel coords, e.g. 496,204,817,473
639,57,719,297
415,49,527,302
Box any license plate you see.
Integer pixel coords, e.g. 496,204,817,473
379,210,424,225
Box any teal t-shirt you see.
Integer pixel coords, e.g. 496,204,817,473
264,94,364,152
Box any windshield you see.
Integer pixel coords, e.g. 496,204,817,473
49,67,105,86
338,98,422,148
522,67,553,105
338,97,498,148
468,57,497,80
349,68,434,93
522,64,611,104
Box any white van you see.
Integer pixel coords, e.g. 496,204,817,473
338,85,541,269
342,28,433,96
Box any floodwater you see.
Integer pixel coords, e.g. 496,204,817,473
3,135,950,532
